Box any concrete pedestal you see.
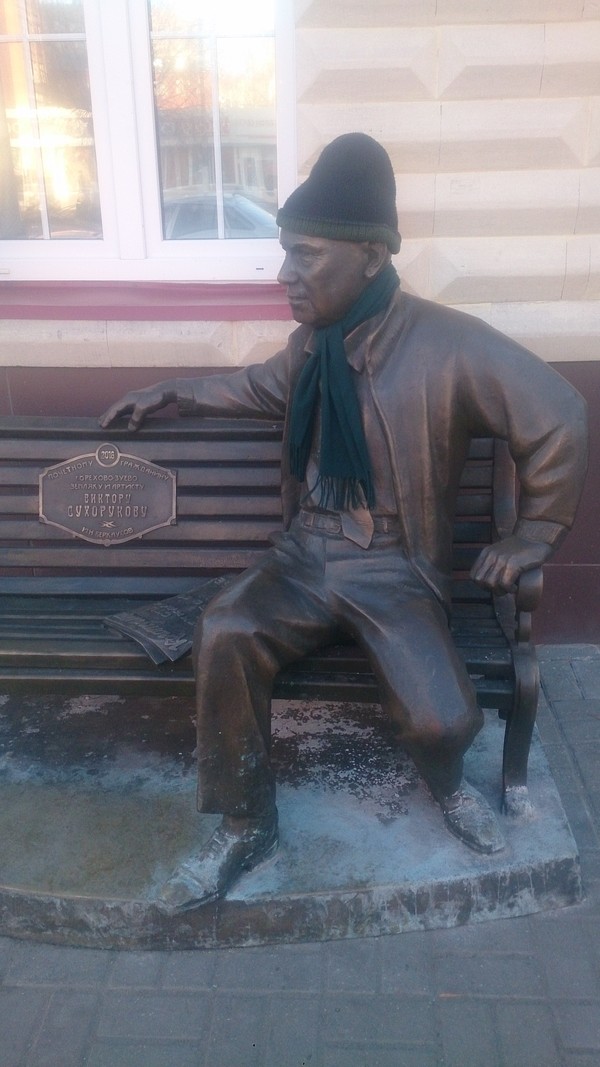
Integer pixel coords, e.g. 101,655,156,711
0,690,581,949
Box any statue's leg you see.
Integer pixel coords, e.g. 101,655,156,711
327,537,505,854
157,529,337,911
193,532,336,818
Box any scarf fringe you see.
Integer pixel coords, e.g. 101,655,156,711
316,475,375,512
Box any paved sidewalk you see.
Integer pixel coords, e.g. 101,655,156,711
0,644,599,1067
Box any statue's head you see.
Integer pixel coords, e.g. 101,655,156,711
276,133,401,327
277,133,401,254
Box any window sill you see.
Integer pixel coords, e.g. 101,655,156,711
0,281,292,322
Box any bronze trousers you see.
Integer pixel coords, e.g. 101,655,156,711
192,518,482,817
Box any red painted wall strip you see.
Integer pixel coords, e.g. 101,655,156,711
0,281,292,322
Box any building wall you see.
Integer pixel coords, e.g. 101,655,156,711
1,0,599,641
2,1,599,366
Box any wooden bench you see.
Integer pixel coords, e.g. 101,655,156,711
0,414,542,803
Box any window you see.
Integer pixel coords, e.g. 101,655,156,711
0,0,101,240
0,0,295,281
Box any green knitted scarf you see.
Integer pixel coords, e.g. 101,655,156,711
288,263,400,510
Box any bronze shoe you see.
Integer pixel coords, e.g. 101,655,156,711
156,814,279,912
442,783,506,854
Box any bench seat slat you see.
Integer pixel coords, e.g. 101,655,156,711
0,547,268,569
0,623,512,677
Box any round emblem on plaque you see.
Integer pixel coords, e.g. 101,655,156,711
96,443,121,467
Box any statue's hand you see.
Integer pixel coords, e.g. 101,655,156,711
471,535,552,594
99,381,177,431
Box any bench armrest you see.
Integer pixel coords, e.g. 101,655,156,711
514,566,543,643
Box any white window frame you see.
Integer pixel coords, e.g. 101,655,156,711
0,0,296,282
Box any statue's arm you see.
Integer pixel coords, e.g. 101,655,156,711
99,379,179,431
99,346,294,431
456,332,588,594
470,532,553,593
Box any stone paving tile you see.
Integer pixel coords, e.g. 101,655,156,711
495,1000,564,1067
540,660,584,701
531,914,599,1000
379,932,434,994
5,943,112,988
84,1042,203,1067
535,708,568,748
553,1000,600,1052
23,991,99,1067
320,992,435,1045
95,991,211,1042
0,988,51,1067
539,742,585,792
538,645,600,663
553,700,600,743
203,993,267,1067
0,938,14,982
106,950,164,989
212,941,323,993
572,658,600,699
572,743,600,784
322,1046,440,1067
262,992,321,1065
161,949,217,990
434,951,546,999
324,935,380,992
437,998,501,1067
563,1056,600,1066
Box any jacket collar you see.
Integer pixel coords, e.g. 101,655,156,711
302,286,406,374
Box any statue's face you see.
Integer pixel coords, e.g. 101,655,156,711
277,231,373,328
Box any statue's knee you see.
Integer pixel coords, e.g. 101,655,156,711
409,703,481,752
195,602,245,653
438,705,483,750
195,598,266,662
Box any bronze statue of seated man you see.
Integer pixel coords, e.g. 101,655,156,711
100,134,588,911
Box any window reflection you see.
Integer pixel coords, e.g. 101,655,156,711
150,0,278,241
0,0,101,240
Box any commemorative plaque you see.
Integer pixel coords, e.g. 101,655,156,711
39,443,177,546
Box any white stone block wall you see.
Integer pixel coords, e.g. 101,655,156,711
1,1,598,368
293,1,600,365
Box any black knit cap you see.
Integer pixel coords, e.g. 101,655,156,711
276,132,401,254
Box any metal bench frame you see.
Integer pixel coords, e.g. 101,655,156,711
0,415,542,803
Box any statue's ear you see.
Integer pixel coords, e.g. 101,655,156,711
365,242,392,279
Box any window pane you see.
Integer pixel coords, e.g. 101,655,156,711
148,0,274,38
25,0,85,36
0,43,41,236
148,0,211,36
0,4,102,240
0,0,21,35
0,0,85,35
149,0,278,242
152,37,215,190
31,41,101,238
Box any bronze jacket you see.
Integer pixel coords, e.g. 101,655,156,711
178,289,588,605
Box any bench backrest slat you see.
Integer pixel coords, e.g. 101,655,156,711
0,417,511,587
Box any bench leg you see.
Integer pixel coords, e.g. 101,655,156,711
501,644,540,817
